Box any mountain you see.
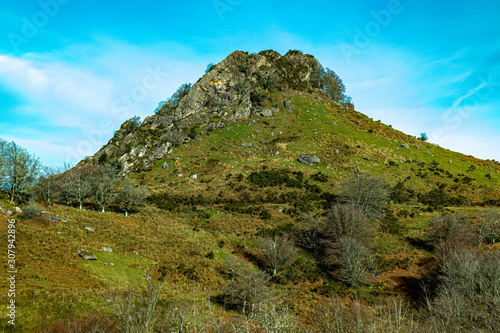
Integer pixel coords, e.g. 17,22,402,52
6,50,500,332
83,49,500,205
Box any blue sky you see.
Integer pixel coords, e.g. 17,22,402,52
0,0,499,166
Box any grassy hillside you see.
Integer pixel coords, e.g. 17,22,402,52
1,87,499,332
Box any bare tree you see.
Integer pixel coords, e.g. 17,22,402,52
298,212,324,256
91,165,118,213
259,234,297,276
325,236,373,286
221,257,271,315
35,163,71,204
108,279,164,333
426,213,478,258
0,141,41,203
324,203,372,242
428,248,500,332
116,178,148,217
61,166,94,210
476,208,500,244
337,171,390,220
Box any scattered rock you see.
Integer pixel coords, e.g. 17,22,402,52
85,226,95,232
357,121,363,125
133,251,139,255
189,173,198,179
401,144,410,149
4,209,15,217
260,109,273,117
205,123,216,132
15,207,22,213
334,149,340,154
216,121,226,129
363,157,371,161
104,263,109,267
246,119,258,126
426,151,432,155
270,132,274,137
283,99,292,111
99,247,113,253
232,107,251,120
79,252,97,260
152,143,173,161
162,162,169,169
297,154,320,166
241,143,252,147
278,208,284,213
269,150,279,156
50,216,59,223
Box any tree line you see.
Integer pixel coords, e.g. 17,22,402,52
0,139,147,216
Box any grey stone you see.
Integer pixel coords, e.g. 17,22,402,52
426,151,432,155
189,174,198,179
162,162,169,169
50,216,59,223
297,154,320,166
99,247,113,253
41,211,51,219
401,144,410,149
283,99,292,111
260,109,273,117
79,252,97,260
4,209,15,217
85,226,95,232
232,107,251,120
152,143,173,160
216,121,226,129
15,207,22,213
334,149,340,154
241,143,252,147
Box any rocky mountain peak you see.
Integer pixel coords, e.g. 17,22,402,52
84,50,339,173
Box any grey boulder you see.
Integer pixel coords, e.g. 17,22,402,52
297,154,320,166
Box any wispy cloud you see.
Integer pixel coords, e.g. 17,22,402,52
0,40,206,165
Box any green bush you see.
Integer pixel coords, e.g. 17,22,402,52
21,202,42,219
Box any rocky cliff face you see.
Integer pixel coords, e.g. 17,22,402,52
83,50,334,173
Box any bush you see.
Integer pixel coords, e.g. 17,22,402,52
20,202,42,219
310,172,328,183
325,236,373,286
324,203,372,241
337,172,390,220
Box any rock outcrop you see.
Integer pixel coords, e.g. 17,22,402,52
82,50,331,174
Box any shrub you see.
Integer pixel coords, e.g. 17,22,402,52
337,172,390,220
324,203,372,241
325,236,373,286
310,171,328,183
20,202,42,219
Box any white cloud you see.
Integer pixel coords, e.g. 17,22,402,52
0,40,206,166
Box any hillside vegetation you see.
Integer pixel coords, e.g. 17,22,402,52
1,49,499,332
